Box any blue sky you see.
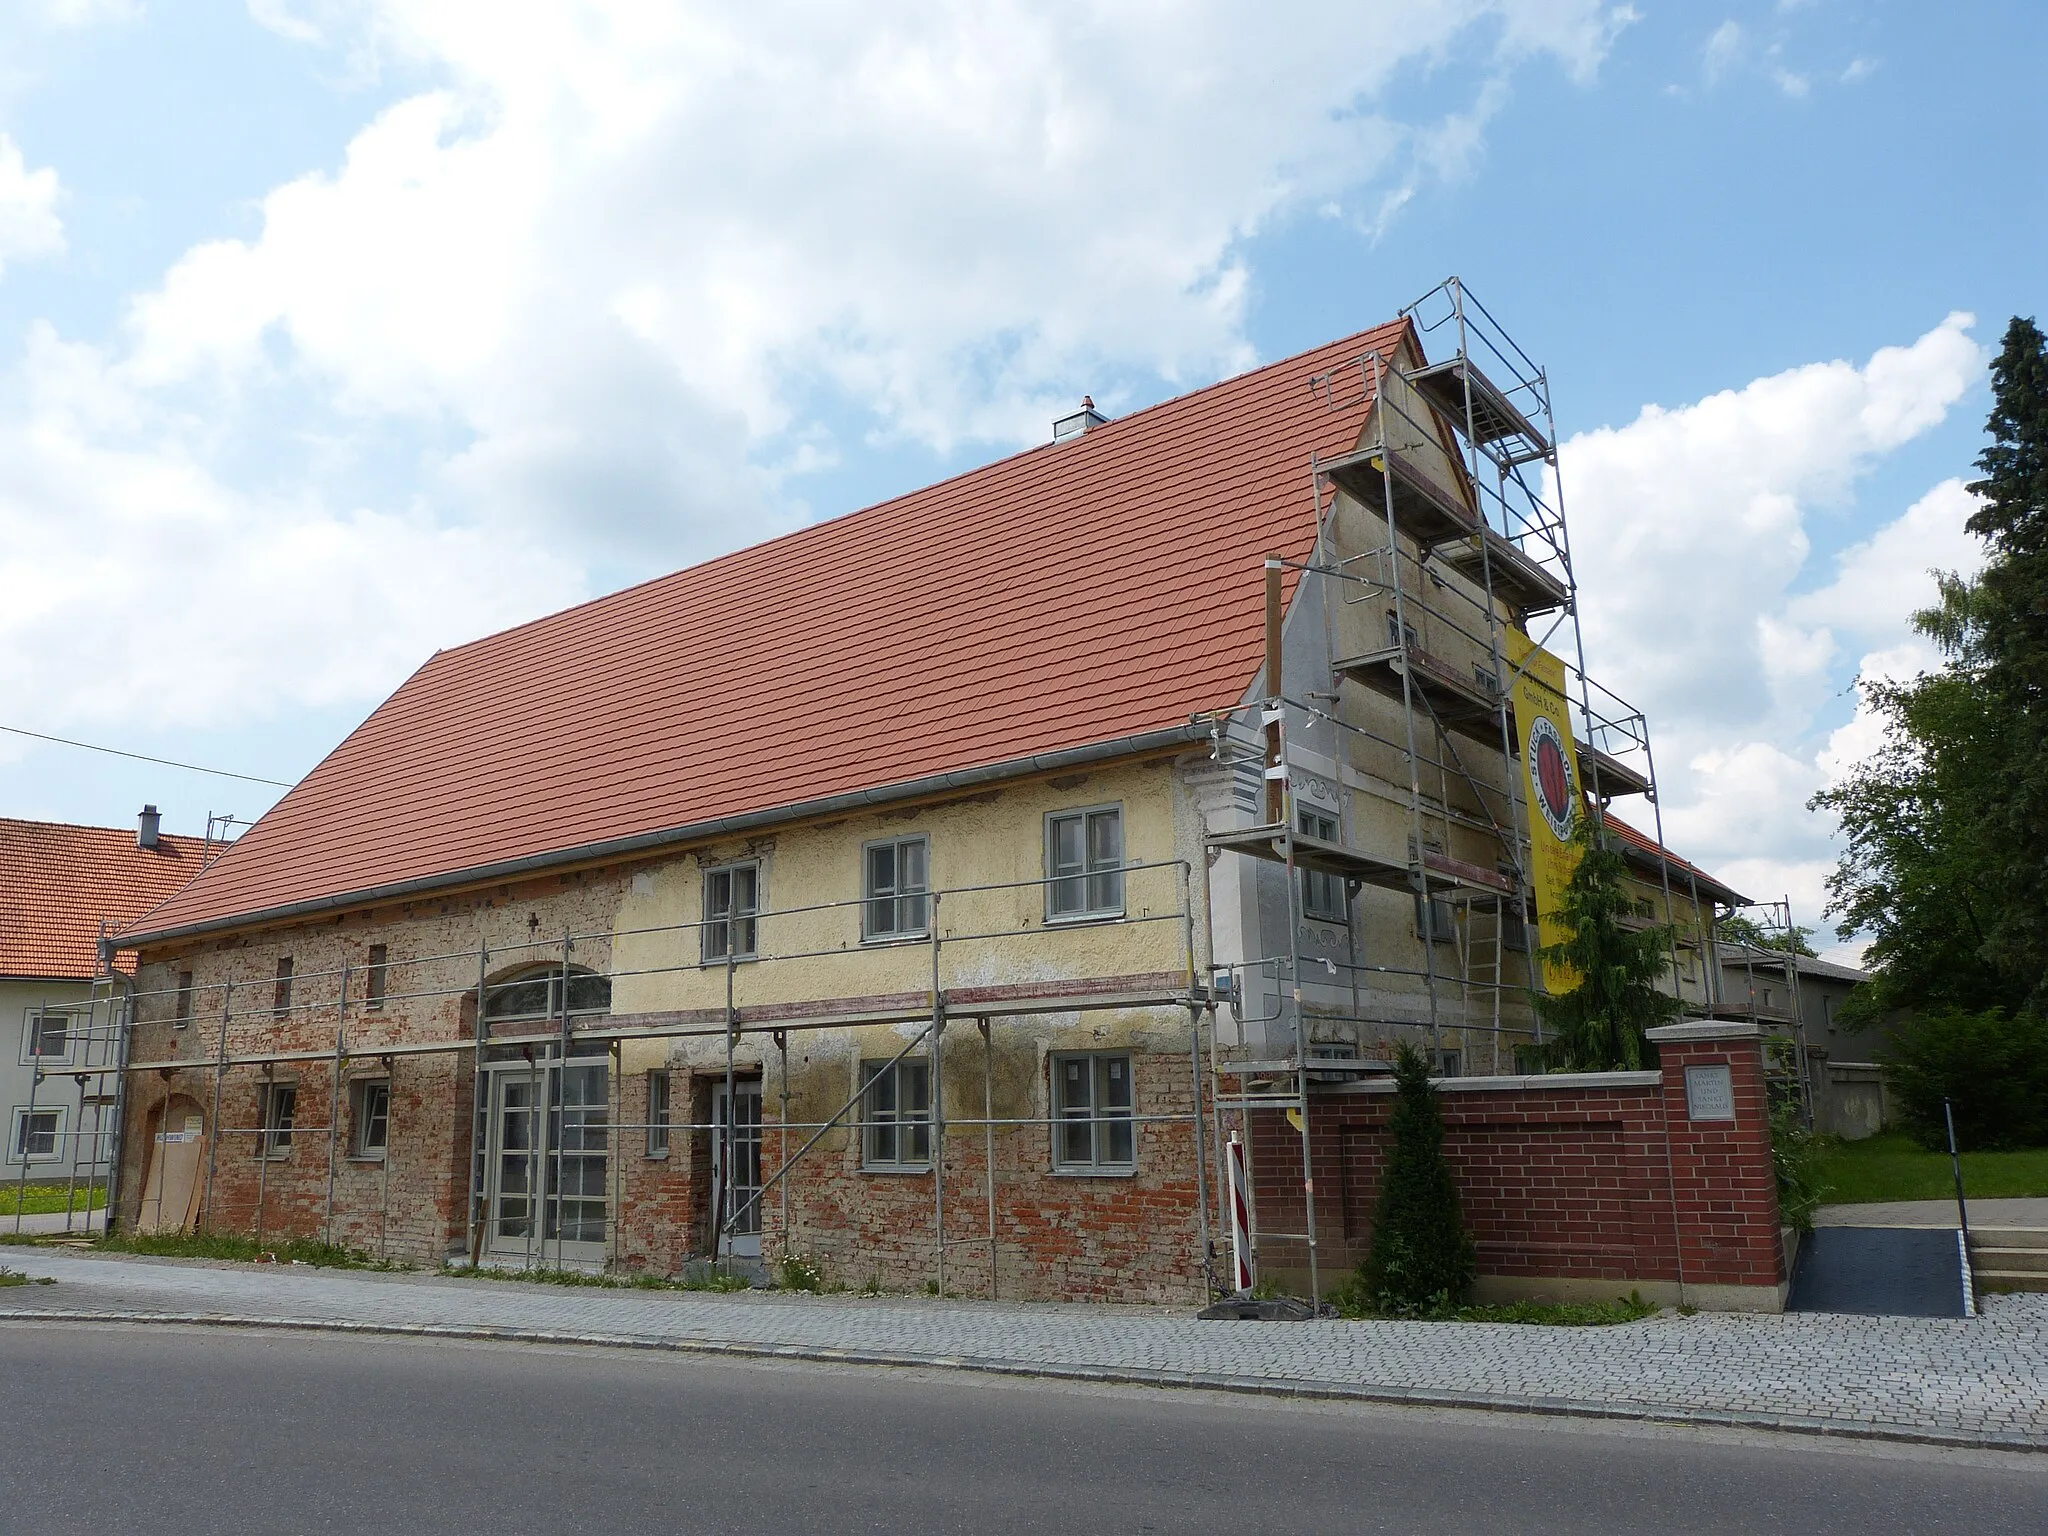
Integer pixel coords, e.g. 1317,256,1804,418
0,0,2041,957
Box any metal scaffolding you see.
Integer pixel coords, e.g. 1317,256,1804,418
95,860,1224,1298
1197,278,1705,1303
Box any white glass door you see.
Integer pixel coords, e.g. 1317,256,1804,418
484,1056,609,1266
712,1080,763,1259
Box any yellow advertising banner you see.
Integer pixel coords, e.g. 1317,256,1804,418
1504,626,1584,993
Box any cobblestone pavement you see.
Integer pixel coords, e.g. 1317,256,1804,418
1817,1198,2048,1228
3,1250,2044,1450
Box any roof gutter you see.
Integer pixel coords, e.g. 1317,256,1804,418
115,722,1212,950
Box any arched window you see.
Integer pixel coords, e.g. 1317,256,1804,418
483,965,611,1024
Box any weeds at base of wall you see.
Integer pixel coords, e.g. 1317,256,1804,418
80,1231,412,1270
446,1262,753,1294
1330,1286,1659,1327
0,1266,55,1287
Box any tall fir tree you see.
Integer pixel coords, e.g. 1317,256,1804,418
1534,814,1683,1070
1964,316,2048,1010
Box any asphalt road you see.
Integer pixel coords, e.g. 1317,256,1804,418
1,1323,2042,1535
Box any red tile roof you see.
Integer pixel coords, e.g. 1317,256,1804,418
123,320,1415,944
1,819,210,978
1603,813,1748,907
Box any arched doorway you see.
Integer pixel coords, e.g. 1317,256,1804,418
477,965,611,1268
136,1094,207,1234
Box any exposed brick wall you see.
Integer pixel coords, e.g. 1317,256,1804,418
1248,1031,1786,1299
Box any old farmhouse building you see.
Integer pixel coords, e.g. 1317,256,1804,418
108,288,1785,1306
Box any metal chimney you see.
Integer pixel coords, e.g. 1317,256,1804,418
138,805,161,850
1052,395,1110,443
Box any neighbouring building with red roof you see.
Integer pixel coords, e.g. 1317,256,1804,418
106,287,1787,1306
3,811,205,1214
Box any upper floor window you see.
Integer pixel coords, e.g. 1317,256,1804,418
1046,806,1123,921
365,945,389,1010
22,1009,70,1064
1298,809,1347,924
1415,893,1457,946
703,862,761,962
175,971,195,1028
864,837,929,941
272,957,294,1016
483,965,612,1024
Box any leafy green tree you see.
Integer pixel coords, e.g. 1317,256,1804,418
1813,316,2048,1024
1358,1043,1475,1310
1880,1007,2048,1151
1716,915,1818,957
1534,816,1683,1070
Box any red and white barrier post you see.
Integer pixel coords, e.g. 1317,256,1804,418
1227,1131,1254,1294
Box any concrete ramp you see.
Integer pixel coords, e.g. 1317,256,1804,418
1786,1226,1967,1318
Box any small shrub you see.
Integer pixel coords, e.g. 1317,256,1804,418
1880,1007,2048,1150
1354,1044,1476,1310
1769,1101,1829,1233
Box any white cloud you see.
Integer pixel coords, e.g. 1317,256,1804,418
1561,316,1986,932
1,0,1636,745
1703,20,1744,83
0,133,63,277
1840,57,1878,85
0,325,570,731
34,0,140,25
123,1,1631,544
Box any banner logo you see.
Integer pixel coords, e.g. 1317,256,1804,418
1527,714,1577,841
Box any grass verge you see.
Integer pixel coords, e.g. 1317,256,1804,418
0,1183,107,1217
1815,1132,2048,1204
0,1266,56,1287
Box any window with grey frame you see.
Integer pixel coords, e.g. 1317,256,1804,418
863,837,929,941
1414,892,1458,945
1046,806,1123,921
860,1057,930,1170
1052,1052,1135,1173
646,1069,671,1157
348,1078,389,1160
703,862,761,961
1298,808,1348,924
9,1106,61,1164
21,1008,70,1064
256,1082,297,1159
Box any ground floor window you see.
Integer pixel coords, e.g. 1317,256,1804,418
646,1070,671,1157
861,1058,931,1170
1053,1053,1135,1173
256,1083,297,1159
348,1079,389,1160
8,1106,62,1164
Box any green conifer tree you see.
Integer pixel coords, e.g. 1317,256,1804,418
1534,815,1682,1070
1964,316,2048,1009
1361,1043,1476,1310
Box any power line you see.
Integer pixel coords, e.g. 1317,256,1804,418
0,725,294,788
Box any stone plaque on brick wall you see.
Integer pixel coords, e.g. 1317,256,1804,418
1684,1063,1735,1122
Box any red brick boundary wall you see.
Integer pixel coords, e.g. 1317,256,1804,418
1248,1021,1788,1311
